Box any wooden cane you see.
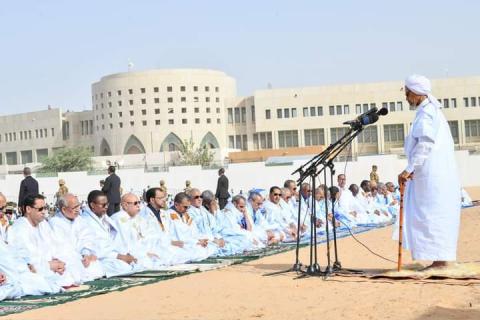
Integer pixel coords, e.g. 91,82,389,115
397,181,406,272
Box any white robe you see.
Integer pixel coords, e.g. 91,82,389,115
0,240,61,300
80,208,139,277
403,99,461,261
7,218,84,287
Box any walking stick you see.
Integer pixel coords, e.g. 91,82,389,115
397,181,406,272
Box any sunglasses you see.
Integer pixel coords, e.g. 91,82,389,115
272,193,281,196
31,206,46,211
193,195,201,199
126,201,141,206
0,206,5,211
237,205,245,209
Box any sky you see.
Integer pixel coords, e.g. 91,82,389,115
0,0,479,114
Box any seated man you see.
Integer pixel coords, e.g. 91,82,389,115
187,188,226,254
137,187,192,265
373,183,394,223
165,192,215,260
348,184,375,225
357,180,384,224
112,193,175,269
49,193,105,280
81,190,140,276
280,188,307,235
336,174,358,225
246,191,283,245
283,179,299,212
0,193,10,242
329,187,356,229
263,186,297,241
7,194,82,288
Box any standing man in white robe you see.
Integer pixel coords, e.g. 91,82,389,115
398,74,461,269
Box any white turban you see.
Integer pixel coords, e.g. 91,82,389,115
405,74,442,109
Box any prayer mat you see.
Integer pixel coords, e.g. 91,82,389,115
369,262,480,281
0,222,391,317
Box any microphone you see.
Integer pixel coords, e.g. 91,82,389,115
343,107,388,129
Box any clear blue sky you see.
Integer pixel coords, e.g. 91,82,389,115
1,0,478,114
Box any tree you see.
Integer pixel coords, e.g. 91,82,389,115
178,138,214,166
38,147,93,173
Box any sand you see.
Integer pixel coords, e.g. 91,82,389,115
4,207,480,320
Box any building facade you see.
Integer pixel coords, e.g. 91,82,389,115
1,69,479,167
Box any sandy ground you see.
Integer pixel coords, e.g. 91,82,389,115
4,206,480,320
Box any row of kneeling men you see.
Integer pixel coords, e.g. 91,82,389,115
0,178,397,300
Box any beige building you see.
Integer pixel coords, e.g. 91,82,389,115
1,69,479,168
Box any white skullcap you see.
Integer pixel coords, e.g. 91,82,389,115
405,74,442,109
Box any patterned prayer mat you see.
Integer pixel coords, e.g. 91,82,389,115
0,223,389,317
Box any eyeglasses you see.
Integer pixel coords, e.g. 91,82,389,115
272,193,281,196
126,201,141,206
95,202,109,208
31,206,46,211
193,195,201,199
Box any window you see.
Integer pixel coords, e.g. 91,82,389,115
291,108,297,118
234,108,240,123
168,108,173,114
207,118,211,124
217,118,221,124
180,86,186,92
448,121,459,144
128,89,133,94
167,86,172,92
343,105,350,114
451,98,457,108
155,108,160,114
215,97,220,103
101,103,104,109
241,107,246,123
253,132,273,150
216,107,220,113
129,100,133,106
129,110,134,116
310,106,316,117
356,104,362,114
330,127,348,143
329,106,335,115
118,101,122,107
140,98,145,105
195,118,200,124
464,97,469,107
119,122,123,128
117,90,122,96
215,86,219,92
277,109,283,119
140,88,146,94
168,119,174,125
471,97,477,107
142,109,147,115
108,102,112,108
265,109,271,119
181,97,186,102
205,86,209,92
363,103,369,113
108,91,111,97
194,97,199,102
317,106,323,116
228,108,233,123
465,119,480,142
101,114,105,119
358,126,378,143
154,98,159,103
155,120,160,125
206,97,210,102
194,107,200,113
303,107,309,117
384,124,405,145
167,97,173,103
235,135,241,149
119,112,123,117
229,136,235,148
182,119,187,124
102,124,105,130
109,113,113,118
443,98,449,108
278,130,299,148
336,105,342,115
193,86,198,92
242,134,248,151
154,87,159,93
100,93,104,98
51,128,55,136
389,102,395,112
109,123,113,129
206,107,211,113
304,129,325,146
181,107,187,113
130,121,134,126
396,101,403,111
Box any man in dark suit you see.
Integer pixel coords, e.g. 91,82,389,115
102,165,121,216
18,167,39,214
215,168,230,210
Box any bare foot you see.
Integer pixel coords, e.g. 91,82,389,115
420,261,450,271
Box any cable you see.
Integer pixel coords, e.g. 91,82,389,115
336,218,397,264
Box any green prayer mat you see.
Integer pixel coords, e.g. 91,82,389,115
0,223,390,317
